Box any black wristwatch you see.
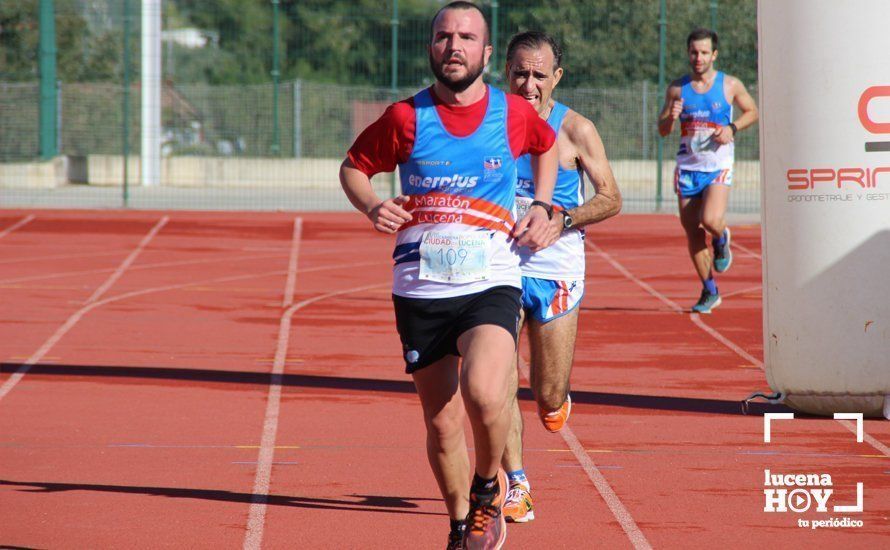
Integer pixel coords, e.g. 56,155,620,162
728,122,738,136
530,200,553,219
559,209,574,230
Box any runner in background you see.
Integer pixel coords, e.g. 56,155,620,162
657,28,758,313
500,31,622,523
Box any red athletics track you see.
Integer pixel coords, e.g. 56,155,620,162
0,209,887,549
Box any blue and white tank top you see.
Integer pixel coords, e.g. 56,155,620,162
676,71,734,171
515,101,586,280
393,86,520,298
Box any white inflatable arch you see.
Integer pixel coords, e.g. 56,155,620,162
759,0,890,418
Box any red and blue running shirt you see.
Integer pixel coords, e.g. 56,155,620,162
348,85,556,298
676,71,734,172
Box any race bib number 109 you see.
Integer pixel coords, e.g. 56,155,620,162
419,230,492,283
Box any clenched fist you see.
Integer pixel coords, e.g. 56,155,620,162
670,98,684,120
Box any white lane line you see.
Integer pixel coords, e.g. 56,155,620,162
0,252,285,286
0,253,382,286
242,268,388,550
837,420,890,458
689,315,764,368
0,216,168,402
0,214,35,240
2,261,387,340
733,240,762,259
282,219,302,308
84,217,169,304
517,360,652,550
1,258,381,405
0,249,133,266
586,238,890,458
79,262,384,315
586,240,683,314
244,217,302,550
721,285,762,299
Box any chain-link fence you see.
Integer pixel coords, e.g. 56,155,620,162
0,0,759,213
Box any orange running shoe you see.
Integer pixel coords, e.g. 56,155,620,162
502,483,534,523
462,470,507,550
538,394,572,432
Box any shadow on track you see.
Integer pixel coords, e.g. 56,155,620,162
2,362,793,416
0,479,443,516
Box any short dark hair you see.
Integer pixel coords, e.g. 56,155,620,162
687,28,718,50
430,1,490,45
506,31,563,69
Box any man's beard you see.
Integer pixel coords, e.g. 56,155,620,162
429,51,486,93
692,62,711,75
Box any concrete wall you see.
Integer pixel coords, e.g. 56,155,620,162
0,157,68,188
86,155,351,188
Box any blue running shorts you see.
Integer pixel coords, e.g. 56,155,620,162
521,276,584,323
674,167,733,198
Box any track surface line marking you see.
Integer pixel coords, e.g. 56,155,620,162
242,268,388,550
733,240,762,259
0,261,382,399
240,284,388,547
837,420,890,458
586,240,683,314
721,285,762,299
0,256,382,287
586,238,890,457
83,218,169,304
0,214,35,240
517,359,652,549
243,217,302,550
688,315,763,368
1,261,385,346
0,249,134,266
0,216,168,402
0,252,287,286
282,219,302,308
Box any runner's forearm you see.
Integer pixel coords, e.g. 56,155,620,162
731,108,759,133
339,160,383,216
567,189,621,228
657,115,676,137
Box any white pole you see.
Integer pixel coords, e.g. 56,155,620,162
141,0,161,187
759,0,890,417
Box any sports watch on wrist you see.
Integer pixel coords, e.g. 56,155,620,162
559,209,574,230
530,200,553,219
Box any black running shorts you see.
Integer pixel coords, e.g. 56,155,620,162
391,285,522,373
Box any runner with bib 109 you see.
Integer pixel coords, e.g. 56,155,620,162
657,28,758,314
339,2,560,549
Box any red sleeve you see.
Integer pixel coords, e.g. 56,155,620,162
505,94,556,158
347,98,416,177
